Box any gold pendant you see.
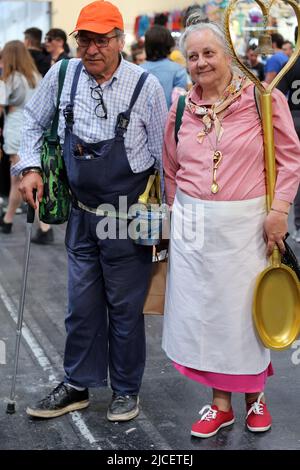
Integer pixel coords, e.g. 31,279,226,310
211,182,219,194
211,150,222,194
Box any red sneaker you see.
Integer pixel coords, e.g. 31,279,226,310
191,404,235,438
246,393,272,432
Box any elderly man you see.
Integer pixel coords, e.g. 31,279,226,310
15,1,167,422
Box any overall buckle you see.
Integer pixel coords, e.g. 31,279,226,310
63,104,74,126
116,113,129,132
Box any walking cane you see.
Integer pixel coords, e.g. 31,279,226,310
6,192,36,414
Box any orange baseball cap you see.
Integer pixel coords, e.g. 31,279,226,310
71,1,124,35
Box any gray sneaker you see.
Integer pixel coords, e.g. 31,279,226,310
107,393,139,422
291,228,300,243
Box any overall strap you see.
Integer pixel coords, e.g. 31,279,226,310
115,72,149,136
175,95,186,145
64,61,83,128
70,61,83,104
49,59,69,140
128,72,149,113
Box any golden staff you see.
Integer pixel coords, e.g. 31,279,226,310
224,0,300,350
225,0,300,213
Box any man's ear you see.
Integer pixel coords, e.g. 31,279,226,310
118,34,125,52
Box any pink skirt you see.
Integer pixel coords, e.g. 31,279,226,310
173,362,274,393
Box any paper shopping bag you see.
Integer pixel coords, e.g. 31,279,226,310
143,259,167,315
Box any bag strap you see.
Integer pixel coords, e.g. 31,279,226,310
63,61,83,129
175,95,186,145
49,59,69,140
253,86,262,121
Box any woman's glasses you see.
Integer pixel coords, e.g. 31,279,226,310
76,35,118,49
90,86,108,119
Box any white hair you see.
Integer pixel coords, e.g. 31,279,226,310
179,13,231,58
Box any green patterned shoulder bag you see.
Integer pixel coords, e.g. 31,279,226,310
39,59,70,224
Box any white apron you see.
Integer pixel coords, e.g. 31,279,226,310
162,189,270,375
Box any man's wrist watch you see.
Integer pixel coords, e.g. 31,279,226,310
21,167,42,177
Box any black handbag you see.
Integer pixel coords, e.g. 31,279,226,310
282,233,300,281
291,110,300,139
39,59,70,224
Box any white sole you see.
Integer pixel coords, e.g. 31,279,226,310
247,424,272,432
191,418,235,438
26,400,90,418
107,398,140,422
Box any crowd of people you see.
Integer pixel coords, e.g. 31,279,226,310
1,0,300,440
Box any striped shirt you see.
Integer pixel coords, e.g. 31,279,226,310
13,58,168,193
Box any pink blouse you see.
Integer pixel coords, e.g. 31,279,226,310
163,83,300,206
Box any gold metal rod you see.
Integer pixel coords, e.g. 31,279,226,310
260,93,275,211
260,93,281,266
224,0,300,268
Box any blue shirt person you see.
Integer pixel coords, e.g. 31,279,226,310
141,25,188,109
264,33,288,84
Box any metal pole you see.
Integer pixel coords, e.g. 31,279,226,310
6,199,35,414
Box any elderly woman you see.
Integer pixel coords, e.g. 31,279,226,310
162,14,300,438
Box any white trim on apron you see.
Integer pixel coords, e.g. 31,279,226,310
162,189,270,375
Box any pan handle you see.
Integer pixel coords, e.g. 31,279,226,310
271,246,281,268
27,189,36,224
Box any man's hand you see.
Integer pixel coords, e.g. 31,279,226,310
19,173,44,210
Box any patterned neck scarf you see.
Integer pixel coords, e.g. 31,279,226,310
186,73,252,144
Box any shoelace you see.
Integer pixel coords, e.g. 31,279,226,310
198,405,217,422
42,383,68,404
113,395,130,403
246,392,265,417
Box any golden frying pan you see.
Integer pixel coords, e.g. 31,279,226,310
224,0,300,350
253,248,300,350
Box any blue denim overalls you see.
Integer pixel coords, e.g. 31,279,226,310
62,62,153,394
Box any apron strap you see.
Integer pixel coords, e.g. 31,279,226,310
63,61,83,129
115,72,149,136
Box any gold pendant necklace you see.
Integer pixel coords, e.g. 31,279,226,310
201,109,224,194
211,150,223,194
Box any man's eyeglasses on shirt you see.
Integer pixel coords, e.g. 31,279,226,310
75,35,119,49
90,86,108,119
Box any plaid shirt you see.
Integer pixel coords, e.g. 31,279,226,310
13,58,168,193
